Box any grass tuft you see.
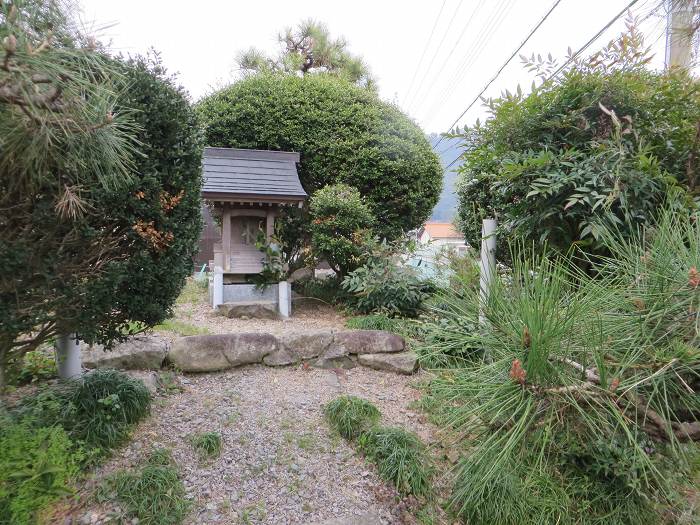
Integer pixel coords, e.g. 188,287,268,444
99,448,190,525
189,431,222,460
324,395,380,440
17,369,151,452
359,426,432,498
153,319,210,336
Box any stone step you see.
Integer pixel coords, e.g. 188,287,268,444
217,301,279,319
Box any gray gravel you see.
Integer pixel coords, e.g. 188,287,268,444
74,365,435,524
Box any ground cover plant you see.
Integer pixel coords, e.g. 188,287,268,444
17,369,151,452
358,426,433,498
1,369,152,523
418,209,700,524
98,448,191,525
324,395,380,440
189,431,223,460
0,413,83,524
325,396,434,500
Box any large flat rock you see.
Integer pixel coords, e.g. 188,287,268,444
357,352,418,375
279,331,334,360
168,333,278,372
326,330,404,356
218,302,279,320
83,335,168,370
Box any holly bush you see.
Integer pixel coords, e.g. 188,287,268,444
196,74,442,242
456,65,700,259
80,54,203,341
309,183,374,277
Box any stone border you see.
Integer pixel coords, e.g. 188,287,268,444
169,330,417,375
83,331,418,376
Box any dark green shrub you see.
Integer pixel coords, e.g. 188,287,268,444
77,53,203,345
456,37,700,261
17,369,151,451
197,73,442,243
324,396,380,440
99,448,190,525
0,1,138,387
0,421,83,525
309,183,375,277
342,242,431,317
358,426,432,498
189,432,222,460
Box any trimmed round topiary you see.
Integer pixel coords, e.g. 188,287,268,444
197,73,442,241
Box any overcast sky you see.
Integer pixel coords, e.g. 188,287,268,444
78,0,670,134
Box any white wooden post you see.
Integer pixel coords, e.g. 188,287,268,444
479,218,497,327
212,266,224,308
55,333,81,379
278,280,291,318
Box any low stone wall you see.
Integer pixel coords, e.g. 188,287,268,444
169,330,417,375
83,330,418,375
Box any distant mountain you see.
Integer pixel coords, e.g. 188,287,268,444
427,134,463,222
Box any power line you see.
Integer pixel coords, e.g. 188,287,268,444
408,0,487,112
543,0,642,82
406,0,465,111
420,0,515,126
402,0,447,107
434,0,564,149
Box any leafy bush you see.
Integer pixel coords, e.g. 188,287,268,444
16,349,57,384
324,396,381,440
418,209,700,523
342,242,431,317
358,426,432,498
99,448,191,525
197,73,442,244
309,183,375,277
17,369,151,452
189,432,222,460
0,421,83,525
456,31,700,261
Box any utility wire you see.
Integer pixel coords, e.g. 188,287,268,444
406,0,465,111
409,0,487,111
434,0,564,149
421,0,515,126
543,0,642,82
402,0,447,106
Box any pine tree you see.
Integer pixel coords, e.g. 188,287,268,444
236,19,374,88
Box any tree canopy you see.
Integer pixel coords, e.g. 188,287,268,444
455,29,700,259
0,0,201,386
197,73,442,245
236,19,373,88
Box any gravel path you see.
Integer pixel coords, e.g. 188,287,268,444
76,365,435,524
171,299,348,336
